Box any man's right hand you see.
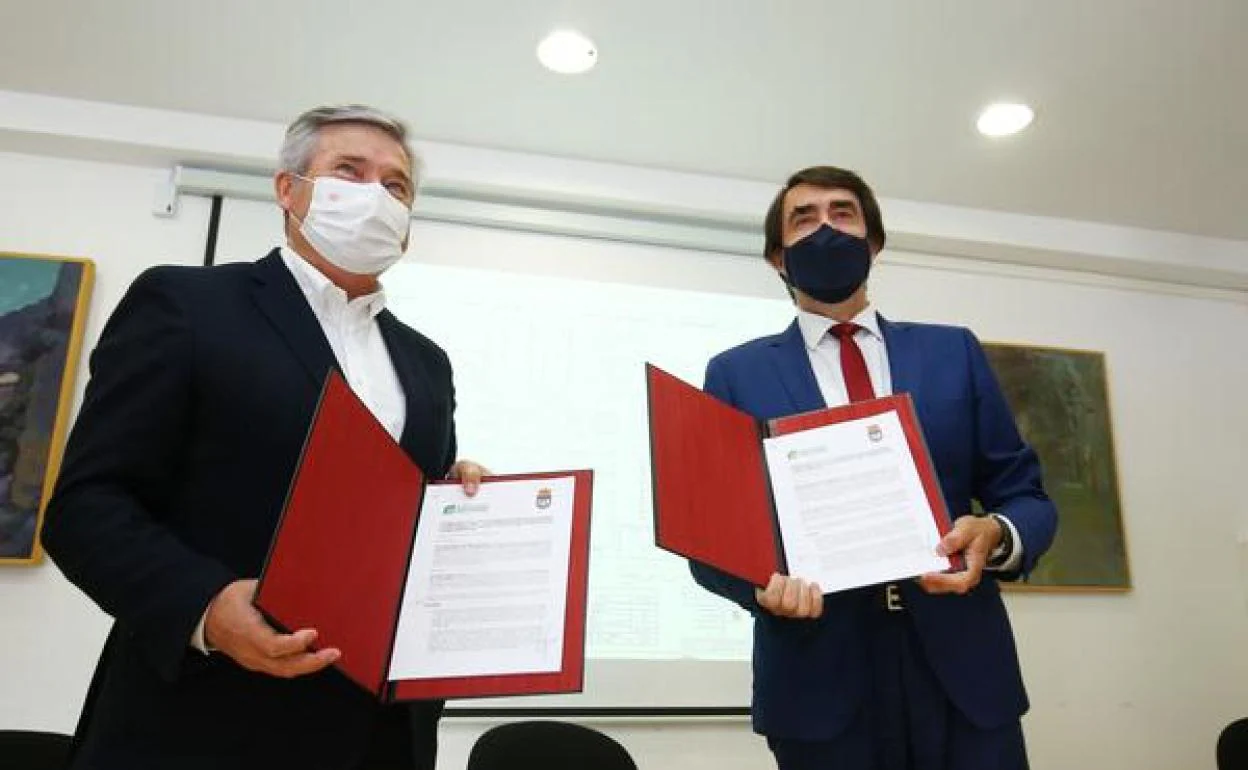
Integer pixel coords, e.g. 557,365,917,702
754,573,824,619
203,579,340,678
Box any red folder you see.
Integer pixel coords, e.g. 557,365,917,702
255,371,593,701
646,363,960,588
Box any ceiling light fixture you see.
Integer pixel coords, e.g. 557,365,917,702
976,102,1034,137
537,29,597,74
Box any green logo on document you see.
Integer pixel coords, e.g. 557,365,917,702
442,502,487,515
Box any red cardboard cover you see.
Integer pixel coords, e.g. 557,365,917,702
768,394,964,571
390,470,594,700
255,371,424,697
257,372,595,700
646,364,781,587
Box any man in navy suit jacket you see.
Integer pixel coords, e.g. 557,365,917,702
42,105,484,770
691,166,1057,770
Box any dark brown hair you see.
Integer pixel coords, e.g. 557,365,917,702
762,166,886,261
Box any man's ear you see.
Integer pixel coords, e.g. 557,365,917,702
868,237,884,262
274,171,294,212
766,248,786,274
767,250,798,301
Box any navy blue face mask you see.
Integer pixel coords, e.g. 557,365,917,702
782,224,872,304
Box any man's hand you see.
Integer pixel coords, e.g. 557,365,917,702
448,459,490,496
754,573,824,619
203,579,340,678
918,515,1004,595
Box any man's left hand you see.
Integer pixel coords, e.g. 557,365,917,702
918,515,1003,595
448,459,490,496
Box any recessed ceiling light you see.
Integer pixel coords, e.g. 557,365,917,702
537,29,597,75
976,102,1034,137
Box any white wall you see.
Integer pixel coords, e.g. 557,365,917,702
1,97,1247,769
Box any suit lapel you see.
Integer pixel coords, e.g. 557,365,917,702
376,310,434,452
249,249,341,387
880,315,922,400
768,320,826,413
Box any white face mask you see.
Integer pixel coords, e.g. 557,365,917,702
292,175,412,276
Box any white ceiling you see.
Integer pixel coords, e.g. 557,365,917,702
1,0,1245,240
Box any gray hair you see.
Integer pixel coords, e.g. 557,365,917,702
278,105,423,185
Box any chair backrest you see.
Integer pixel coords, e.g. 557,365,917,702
1218,718,1248,770
0,730,72,770
467,720,638,770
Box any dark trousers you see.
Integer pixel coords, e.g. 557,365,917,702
767,600,1028,770
356,701,444,770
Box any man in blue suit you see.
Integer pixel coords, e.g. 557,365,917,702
691,166,1057,770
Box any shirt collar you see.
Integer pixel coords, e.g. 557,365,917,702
796,306,882,351
279,246,387,321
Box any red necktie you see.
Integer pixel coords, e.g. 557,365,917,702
830,323,876,403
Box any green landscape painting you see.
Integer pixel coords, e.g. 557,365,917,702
983,343,1130,590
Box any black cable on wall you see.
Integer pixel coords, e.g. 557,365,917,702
202,195,223,266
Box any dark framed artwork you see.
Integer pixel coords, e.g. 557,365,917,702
983,342,1130,591
0,252,94,565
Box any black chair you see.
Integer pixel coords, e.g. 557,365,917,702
467,720,638,770
0,730,72,770
1219,718,1248,770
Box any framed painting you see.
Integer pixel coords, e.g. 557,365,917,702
0,252,94,565
982,343,1130,591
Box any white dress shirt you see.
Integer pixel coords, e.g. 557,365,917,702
795,306,1022,572
278,247,406,441
191,247,407,653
